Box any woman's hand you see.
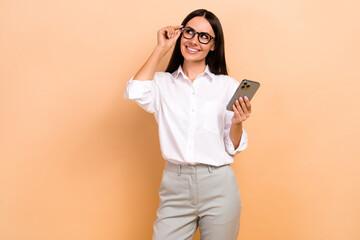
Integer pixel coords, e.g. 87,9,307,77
157,25,183,52
231,96,251,125
132,25,182,81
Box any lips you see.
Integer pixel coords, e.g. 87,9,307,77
186,46,200,53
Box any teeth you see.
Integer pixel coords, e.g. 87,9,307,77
187,47,199,52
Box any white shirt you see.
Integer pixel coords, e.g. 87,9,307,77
124,65,248,166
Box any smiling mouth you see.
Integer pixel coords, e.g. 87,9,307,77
186,46,200,53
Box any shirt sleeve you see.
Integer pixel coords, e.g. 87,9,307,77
123,77,160,113
223,110,248,155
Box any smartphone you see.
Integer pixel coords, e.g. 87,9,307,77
226,79,260,111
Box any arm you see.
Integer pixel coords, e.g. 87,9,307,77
229,122,243,149
230,96,251,149
134,25,183,81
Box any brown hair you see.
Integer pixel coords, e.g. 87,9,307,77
165,9,228,75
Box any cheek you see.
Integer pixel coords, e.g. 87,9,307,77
180,37,184,46
202,42,215,53
202,46,212,55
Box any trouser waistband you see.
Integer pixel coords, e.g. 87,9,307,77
165,161,227,175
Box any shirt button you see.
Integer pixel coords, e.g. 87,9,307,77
192,109,195,112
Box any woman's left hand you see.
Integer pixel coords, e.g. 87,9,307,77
231,96,251,125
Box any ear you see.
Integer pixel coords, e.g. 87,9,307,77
211,45,215,51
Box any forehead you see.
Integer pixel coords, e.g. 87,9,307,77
185,16,215,35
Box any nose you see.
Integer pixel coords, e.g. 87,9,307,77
190,34,199,45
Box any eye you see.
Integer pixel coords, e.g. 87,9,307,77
200,33,210,40
186,29,194,34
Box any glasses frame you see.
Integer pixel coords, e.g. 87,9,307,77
181,27,215,45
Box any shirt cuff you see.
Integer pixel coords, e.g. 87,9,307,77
224,129,248,155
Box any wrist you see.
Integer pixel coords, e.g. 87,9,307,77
231,121,243,129
154,44,169,56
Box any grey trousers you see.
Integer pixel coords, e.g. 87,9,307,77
152,161,241,240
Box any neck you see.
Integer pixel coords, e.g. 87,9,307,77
182,60,206,82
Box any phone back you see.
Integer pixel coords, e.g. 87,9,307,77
226,79,260,111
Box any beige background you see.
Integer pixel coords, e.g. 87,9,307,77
1,0,360,239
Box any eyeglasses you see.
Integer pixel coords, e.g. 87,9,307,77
181,27,215,44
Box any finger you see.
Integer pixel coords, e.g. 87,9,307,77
166,26,173,38
170,27,178,38
239,97,249,115
170,26,176,36
232,103,239,114
158,27,167,36
235,101,246,122
173,25,183,30
232,104,243,123
244,96,252,113
160,27,170,39
235,99,245,116
163,25,183,39
173,28,182,38
163,26,172,38
233,103,242,118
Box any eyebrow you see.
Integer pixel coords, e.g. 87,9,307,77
186,25,211,35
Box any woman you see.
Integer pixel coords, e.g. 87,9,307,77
125,9,252,240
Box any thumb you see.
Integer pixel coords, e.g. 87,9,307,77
172,27,182,39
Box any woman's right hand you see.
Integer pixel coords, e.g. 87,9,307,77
157,25,183,52
132,25,183,81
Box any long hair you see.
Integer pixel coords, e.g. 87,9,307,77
165,9,228,75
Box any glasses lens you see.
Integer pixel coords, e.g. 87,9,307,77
183,28,194,39
198,33,211,44
182,28,213,44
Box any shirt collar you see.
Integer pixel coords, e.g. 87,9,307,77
172,65,215,82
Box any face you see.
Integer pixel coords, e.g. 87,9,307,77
180,16,216,64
